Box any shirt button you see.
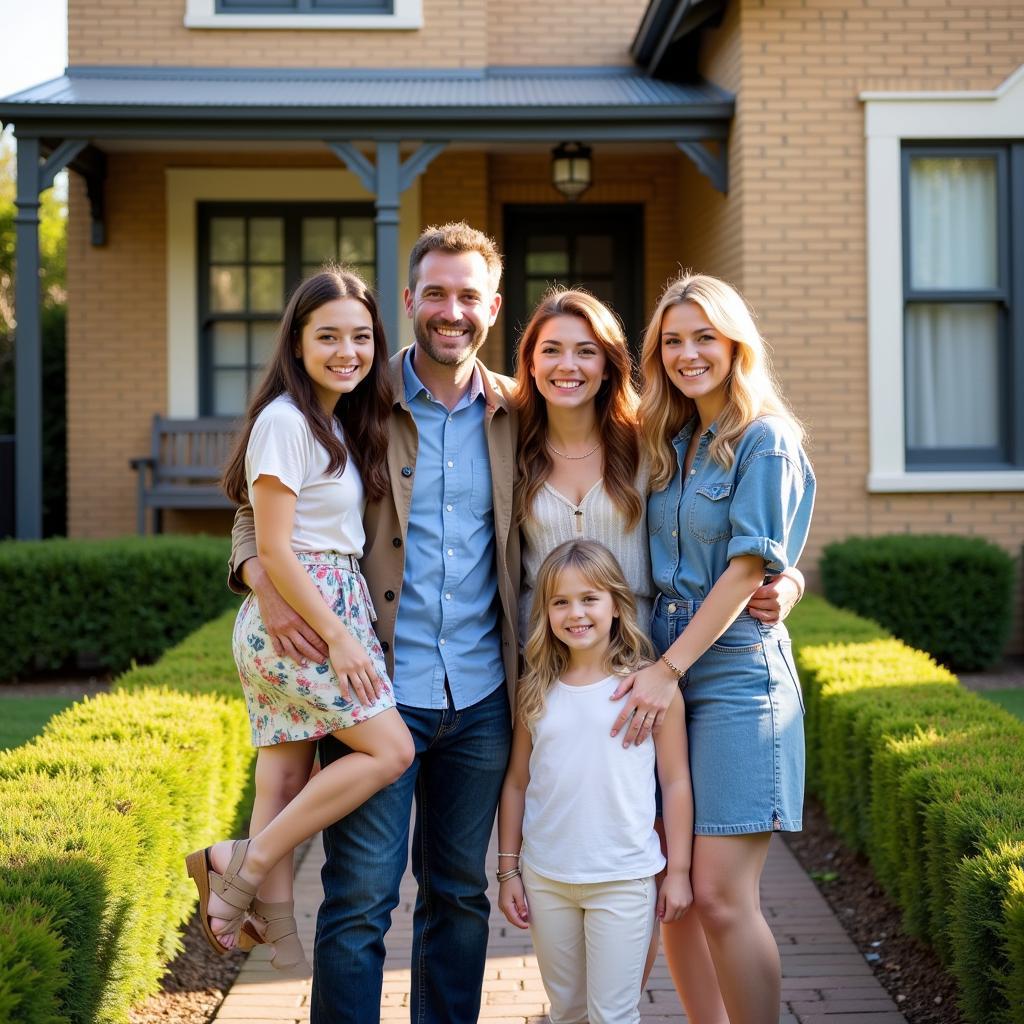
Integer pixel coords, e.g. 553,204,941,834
668,603,677,613
445,592,452,600
401,466,413,478
447,460,454,468
689,469,696,475
447,548,454,556
446,504,453,512
671,530,678,537
439,638,447,646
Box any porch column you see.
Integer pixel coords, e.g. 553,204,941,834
14,136,42,540
374,141,402,348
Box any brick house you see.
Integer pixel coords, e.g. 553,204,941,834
2,0,1023,645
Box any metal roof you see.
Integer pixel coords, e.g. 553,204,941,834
0,65,732,122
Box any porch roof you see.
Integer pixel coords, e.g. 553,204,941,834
0,65,733,141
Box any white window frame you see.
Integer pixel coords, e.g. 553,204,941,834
184,0,422,29
165,167,421,417
862,64,1024,493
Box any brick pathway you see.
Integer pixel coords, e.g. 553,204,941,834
214,831,906,1024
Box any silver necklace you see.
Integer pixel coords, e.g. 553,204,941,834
546,438,601,460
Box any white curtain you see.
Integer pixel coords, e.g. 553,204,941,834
906,157,1000,448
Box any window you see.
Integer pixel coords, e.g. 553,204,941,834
198,203,375,416
185,0,421,28
862,66,1024,491
902,147,1019,469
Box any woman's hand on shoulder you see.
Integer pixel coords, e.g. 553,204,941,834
609,659,680,748
498,876,530,930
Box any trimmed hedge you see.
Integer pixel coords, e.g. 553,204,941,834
0,535,235,680
789,594,1024,1024
820,533,1016,671
0,609,251,1024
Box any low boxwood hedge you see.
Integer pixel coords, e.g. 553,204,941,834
789,594,1024,1024
0,609,251,1024
819,534,1016,671
0,535,235,680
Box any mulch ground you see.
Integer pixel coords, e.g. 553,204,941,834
785,796,965,1024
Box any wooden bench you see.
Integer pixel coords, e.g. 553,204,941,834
130,416,238,534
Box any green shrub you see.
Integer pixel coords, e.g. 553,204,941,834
0,611,253,1023
789,594,1024,1024
0,535,234,679
819,534,1016,671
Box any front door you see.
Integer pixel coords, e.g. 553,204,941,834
503,204,644,372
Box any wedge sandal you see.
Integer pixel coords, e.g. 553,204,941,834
238,898,311,975
185,839,258,956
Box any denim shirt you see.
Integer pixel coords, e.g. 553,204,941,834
648,416,815,601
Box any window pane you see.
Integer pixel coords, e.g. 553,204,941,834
906,303,999,448
340,217,374,264
210,266,246,312
213,369,249,416
303,217,336,263
578,278,615,305
249,218,284,262
576,235,613,275
526,236,569,276
909,157,998,291
251,321,278,366
210,218,245,262
212,321,247,365
249,266,284,312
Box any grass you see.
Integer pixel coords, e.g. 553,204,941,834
980,688,1024,722
0,696,79,750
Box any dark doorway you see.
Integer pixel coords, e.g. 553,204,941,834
503,204,645,372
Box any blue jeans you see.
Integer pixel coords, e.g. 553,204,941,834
310,683,512,1024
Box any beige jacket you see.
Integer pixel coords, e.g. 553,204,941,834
229,347,522,702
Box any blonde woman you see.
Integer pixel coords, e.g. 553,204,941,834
612,273,815,1024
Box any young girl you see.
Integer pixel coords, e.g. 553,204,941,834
498,539,693,1024
616,273,815,1024
186,268,414,973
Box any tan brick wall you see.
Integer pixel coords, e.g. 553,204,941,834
720,0,1024,647
68,0,645,68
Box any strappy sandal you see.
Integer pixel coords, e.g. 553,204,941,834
185,839,258,956
238,898,312,975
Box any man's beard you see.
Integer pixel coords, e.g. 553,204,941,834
413,318,487,367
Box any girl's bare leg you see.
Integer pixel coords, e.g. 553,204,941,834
661,906,729,1024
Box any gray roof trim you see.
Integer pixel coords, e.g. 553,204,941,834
0,65,733,131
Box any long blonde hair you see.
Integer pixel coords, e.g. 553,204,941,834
637,273,804,491
517,540,655,729
513,288,643,530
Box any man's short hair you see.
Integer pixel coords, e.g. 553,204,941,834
408,222,504,292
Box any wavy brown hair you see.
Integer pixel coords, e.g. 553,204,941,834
513,288,643,529
222,266,392,505
518,540,655,729
638,273,805,491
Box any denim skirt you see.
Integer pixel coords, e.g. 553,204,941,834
651,594,805,835
232,551,396,747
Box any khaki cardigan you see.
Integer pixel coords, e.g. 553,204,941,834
229,347,522,704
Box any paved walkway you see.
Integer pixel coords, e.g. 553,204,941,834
214,831,906,1024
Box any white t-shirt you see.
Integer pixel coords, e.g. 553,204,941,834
245,395,366,556
521,674,665,883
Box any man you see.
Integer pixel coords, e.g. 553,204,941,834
230,222,519,1024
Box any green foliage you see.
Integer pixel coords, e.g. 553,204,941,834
791,593,1024,1023
820,534,1017,671
0,535,234,679
0,608,253,1024
984,690,1024,722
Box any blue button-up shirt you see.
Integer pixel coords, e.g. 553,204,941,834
648,415,815,600
392,347,505,710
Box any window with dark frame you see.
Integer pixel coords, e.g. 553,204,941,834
901,143,1024,470
198,202,375,417
216,0,394,13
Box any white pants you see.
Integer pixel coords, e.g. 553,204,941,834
522,861,656,1024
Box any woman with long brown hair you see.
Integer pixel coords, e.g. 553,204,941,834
187,267,414,974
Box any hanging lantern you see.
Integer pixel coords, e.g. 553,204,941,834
551,142,592,201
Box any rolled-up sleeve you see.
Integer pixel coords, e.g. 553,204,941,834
727,450,812,575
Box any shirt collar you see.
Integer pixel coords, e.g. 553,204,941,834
674,415,719,445
403,345,485,409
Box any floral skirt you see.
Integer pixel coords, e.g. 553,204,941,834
232,551,396,747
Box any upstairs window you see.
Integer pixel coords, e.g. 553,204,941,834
186,0,420,27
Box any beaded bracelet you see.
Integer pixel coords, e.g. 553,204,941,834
660,652,684,679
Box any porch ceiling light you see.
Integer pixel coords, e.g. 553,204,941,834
551,142,592,201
